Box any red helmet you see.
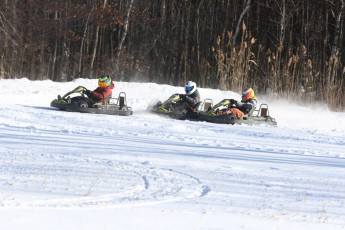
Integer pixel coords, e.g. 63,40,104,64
242,85,256,101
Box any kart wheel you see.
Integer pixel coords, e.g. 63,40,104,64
228,113,236,119
78,101,88,108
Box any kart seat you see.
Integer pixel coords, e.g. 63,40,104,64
103,94,112,104
119,95,125,109
193,101,201,111
247,106,256,116
202,99,213,111
260,107,268,117
241,106,256,119
117,92,128,110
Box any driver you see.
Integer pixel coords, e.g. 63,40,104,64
179,81,200,112
85,75,115,103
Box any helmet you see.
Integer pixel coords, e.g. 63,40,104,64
184,81,197,95
242,85,256,101
98,75,112,88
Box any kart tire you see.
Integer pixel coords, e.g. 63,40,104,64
78,101,88,108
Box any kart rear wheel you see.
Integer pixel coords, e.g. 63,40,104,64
78,101,88,108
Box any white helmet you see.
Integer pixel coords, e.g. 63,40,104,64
184,81,197,95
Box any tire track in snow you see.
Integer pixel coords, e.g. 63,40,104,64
0,127,209,208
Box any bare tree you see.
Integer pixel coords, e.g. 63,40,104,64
1,0,344,110
78,2,96,77
115,0,134,73
90,0,108,79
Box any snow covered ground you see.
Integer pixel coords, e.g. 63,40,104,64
0,78,344,230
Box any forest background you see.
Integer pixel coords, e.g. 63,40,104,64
0,0,344,110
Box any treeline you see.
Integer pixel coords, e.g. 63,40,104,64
0,0,344,110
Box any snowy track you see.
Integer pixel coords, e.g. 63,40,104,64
1,79,345,229
0,125,208,208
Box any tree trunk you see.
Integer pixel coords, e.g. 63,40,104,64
78,3,95,76
115,0,134,73
91,0,108,79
